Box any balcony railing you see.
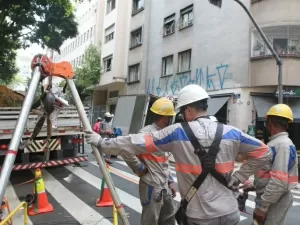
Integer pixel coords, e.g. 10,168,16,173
252,44,300,58
251,25,300,58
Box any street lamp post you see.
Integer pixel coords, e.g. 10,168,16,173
209,0,283,103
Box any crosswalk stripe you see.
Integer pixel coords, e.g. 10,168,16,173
42,169,112,225
65,165,142,213
5,182,33,225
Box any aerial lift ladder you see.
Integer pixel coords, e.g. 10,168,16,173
0,54,130,225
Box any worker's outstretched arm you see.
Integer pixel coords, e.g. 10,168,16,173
85,124,183,156
230,128,272,183
259,144,298,211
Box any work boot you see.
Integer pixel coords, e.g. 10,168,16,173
105,158,113,165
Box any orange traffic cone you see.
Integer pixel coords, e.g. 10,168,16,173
28,168,53,216
96,163,113,207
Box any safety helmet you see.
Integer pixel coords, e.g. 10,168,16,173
97,117,102,121
150,97,176,116
209,116,218,122
265,104,293,122
175,84,210,111
104,112,113,117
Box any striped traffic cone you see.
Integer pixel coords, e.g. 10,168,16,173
28,168,53,216
96,163,113,207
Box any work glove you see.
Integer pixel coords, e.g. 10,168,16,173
239,180,255,193
227,175,241,191
253,208,266,225
168,182,176,198
84,130,102,148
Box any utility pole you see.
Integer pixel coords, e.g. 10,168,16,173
208,0,283,103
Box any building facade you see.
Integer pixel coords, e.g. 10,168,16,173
125,0,300,146
92,0,132,116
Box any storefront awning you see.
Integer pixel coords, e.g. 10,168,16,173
252,96,300,122
252,96,277,120
207,96,230,115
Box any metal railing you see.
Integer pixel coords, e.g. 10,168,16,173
0,202,28,225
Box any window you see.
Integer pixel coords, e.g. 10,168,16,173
87,30,90,39
162,55,173,76
105,24,115,43
109,91,119,98
90,27,93,38
106,0,116,14
84,32,87,42
128,64,140,83
130,27,142,48
178,50,191,73
164,14,175,36
133,0,144,13
273,38,288,54
180,5,193,29
103,55,113,72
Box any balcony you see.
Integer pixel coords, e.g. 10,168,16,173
251,25,300,59
251,0,300,27
250,25,300,87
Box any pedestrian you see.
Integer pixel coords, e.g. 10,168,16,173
122,97,177,225
93,117,102,134
240,104,298,225
85,84,272,225
100,112,114,165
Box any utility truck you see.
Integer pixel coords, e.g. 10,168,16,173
0,86,88,171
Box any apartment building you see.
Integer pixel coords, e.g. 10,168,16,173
125,0,300,146
92,0,132,116
53,0,103,68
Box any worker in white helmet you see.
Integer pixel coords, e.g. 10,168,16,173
100,112,114,165
85,84,272,225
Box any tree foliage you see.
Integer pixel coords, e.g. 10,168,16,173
0,0,78,83
74,44,101,101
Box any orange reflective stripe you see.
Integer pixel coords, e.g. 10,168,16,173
144,134,156,153
175,163,202,174
256,170,270,179
215,161,234,173
288,176,298,184
138,154,168,163
270,170,288,182
248,145,268,159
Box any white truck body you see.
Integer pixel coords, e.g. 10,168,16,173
0,106,89,170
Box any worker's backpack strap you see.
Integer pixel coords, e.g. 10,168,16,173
175,122,225,225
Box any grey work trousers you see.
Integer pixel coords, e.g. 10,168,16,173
186,210,240,225
254,191,293,225
139,180,175,225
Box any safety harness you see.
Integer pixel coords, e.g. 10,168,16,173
175,122,227,225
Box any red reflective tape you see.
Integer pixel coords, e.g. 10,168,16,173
3,130,12,133
59,130,65,133
6,150,17,155
116,204,123,209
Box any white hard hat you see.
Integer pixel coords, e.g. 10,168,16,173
175,84,210,111
209,116,218,122
104,112,113,117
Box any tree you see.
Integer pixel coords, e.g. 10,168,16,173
74,44,101,101
0,0,79,83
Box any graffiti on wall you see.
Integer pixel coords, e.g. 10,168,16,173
146,63,233,96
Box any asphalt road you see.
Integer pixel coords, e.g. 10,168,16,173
5,145,300,225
